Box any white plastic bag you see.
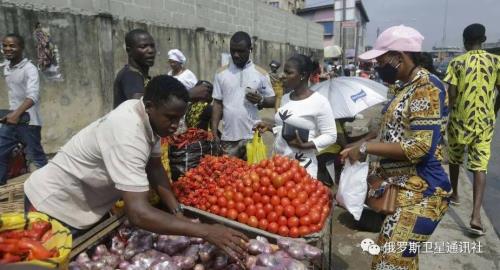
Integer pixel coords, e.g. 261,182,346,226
336,160,368,220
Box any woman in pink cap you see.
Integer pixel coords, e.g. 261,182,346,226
341,25,451,269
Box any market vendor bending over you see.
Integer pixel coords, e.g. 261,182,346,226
23,75,248,261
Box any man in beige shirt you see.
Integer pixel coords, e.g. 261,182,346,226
24,75,247,262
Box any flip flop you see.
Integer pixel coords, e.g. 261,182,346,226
467,224,486,236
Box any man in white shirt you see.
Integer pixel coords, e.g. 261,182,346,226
0,33,47,185
211,31,275,159
24,75,248,262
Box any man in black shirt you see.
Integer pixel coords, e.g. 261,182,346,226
113,29,156,108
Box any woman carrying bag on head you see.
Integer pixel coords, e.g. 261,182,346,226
341,25,451,270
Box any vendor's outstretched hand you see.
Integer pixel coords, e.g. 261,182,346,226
204,224,248,266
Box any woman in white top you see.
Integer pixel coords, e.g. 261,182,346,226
167,49,198,89
255,54,337,178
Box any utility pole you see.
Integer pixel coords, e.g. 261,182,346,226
441,0,449,47
341,0,346,73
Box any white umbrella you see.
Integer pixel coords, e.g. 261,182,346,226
324,45,342,58
311,77,388,119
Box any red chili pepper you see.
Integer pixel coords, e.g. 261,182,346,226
0,253,22,263
17,238,54,260
0,230,25,239
40,230,53,243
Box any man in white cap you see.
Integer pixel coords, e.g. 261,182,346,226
167,49,198,90
341,25,451,270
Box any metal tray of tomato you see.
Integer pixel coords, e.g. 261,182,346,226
181,204,332,244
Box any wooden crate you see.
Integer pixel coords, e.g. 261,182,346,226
0,180,25,213
182,205,333,269
70,213,126,260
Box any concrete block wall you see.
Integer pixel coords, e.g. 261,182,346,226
0,2,322,152
2,0,323,49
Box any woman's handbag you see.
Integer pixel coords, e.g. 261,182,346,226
365,174,399,215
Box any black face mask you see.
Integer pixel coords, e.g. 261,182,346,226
375,63,400,84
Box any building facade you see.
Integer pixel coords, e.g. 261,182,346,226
261,0,305,13
297,0,369,58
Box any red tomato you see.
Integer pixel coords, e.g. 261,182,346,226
219,207,228,217
287,189,298,200
271,195,281,206
271,172,279,181
298,166,307,176
300,215,311,226
251,182,260,192
281,197,291,206
289,227,300,238
295,205,308,217
236,182,245,192
234,192,244,202
236,202,246,212
291,198,302,207
275,205,284,216
258,219,269,230
267,211,278,222
246,205,257,216
287,216,300,228
244,197,254,206
279,171,289,182
250,172,260,182
267,186,277,196
244,187,254,197
264,203,274,214
278,216,288,226
210,205,220,215
272,175,285,188
310,212,321,224
227,209,238,220
227,200,236,210
255,203,264,209
268,222,279,234
217,197,227,207
297,192,308,203
285,181,295,189
256,168,264,177
278,226,289,236
284,205,296,218
256,208,267,219
252,193,262,203
310,224,321,233
277,187,287,197
261,195,271,204
308,197,319,206
238,213,249,224
299,226,310,236
258,186,268,195
248,216,259,227
260,177,271,187
208,196,217,205
224,190,234,200
243,178,252,187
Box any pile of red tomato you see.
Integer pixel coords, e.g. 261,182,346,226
173,155,332,238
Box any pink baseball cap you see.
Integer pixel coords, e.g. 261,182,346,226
359,25,424,60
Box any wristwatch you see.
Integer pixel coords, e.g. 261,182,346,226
359,142,368,160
